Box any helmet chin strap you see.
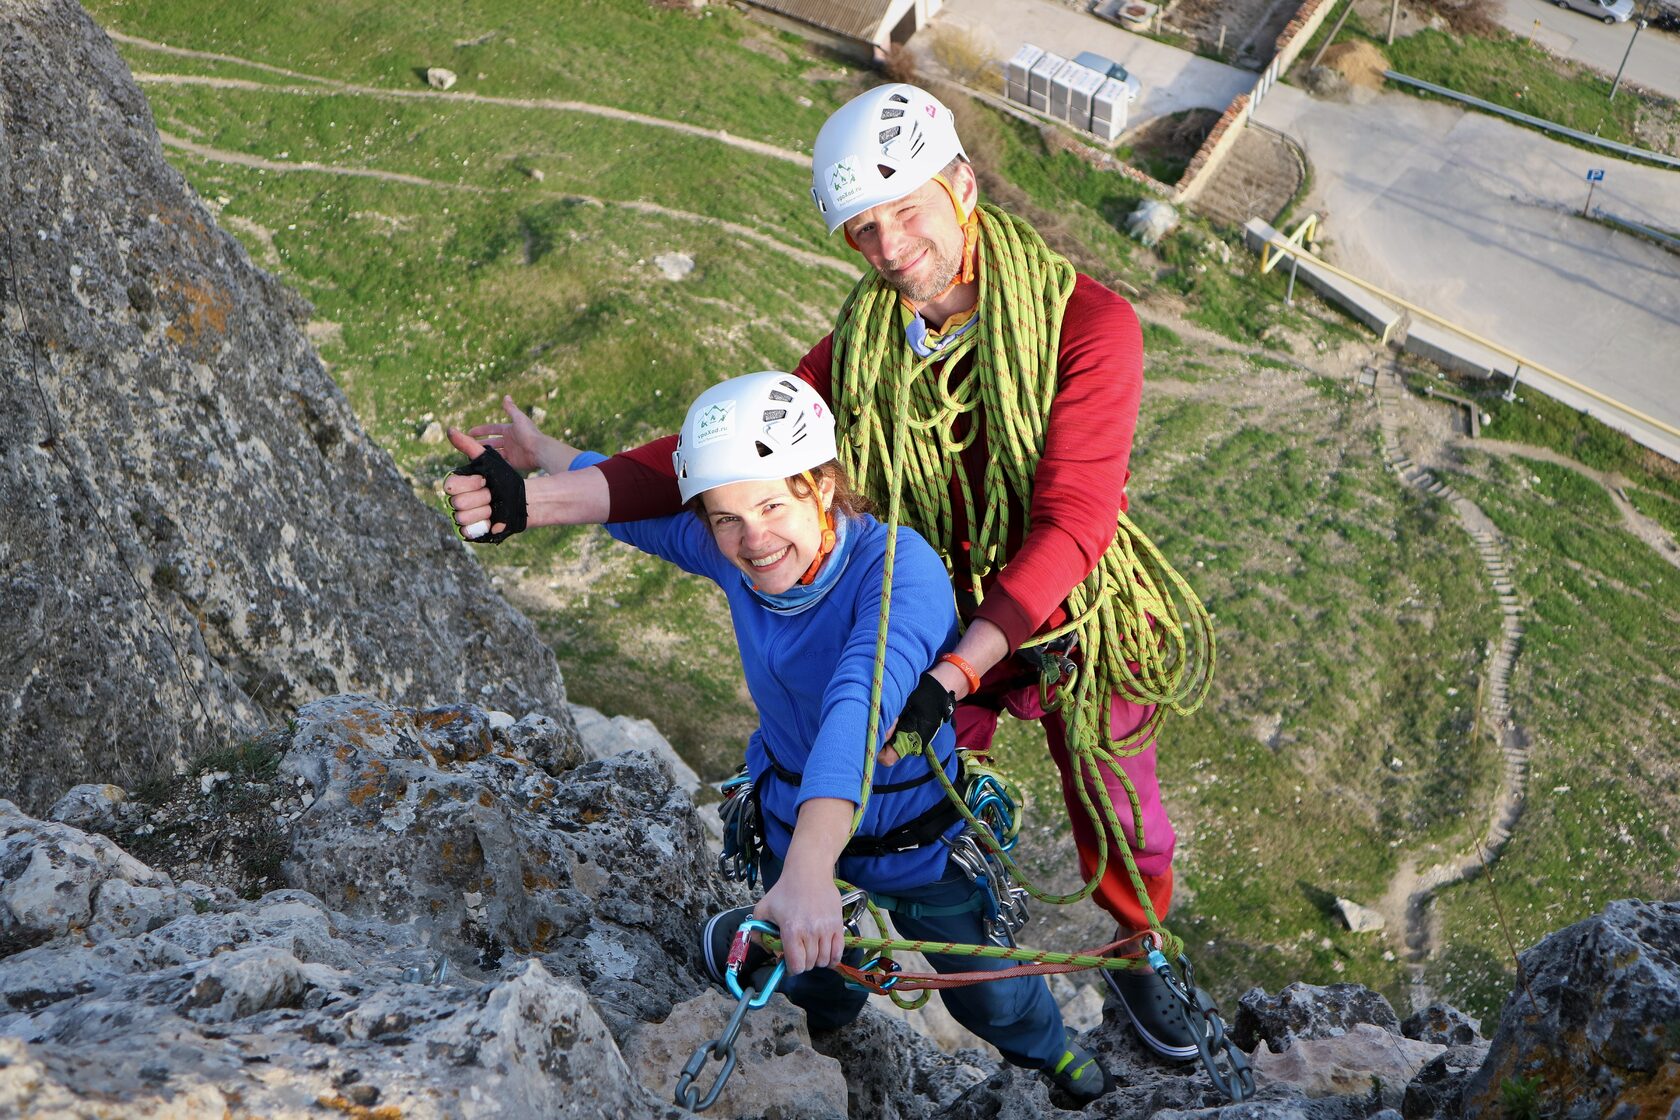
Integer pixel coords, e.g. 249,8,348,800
798,469,837,586
901,174,979,314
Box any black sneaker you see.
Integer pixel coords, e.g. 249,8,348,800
1103,961,1202,1062
1044,1028,1114,1103
700,905,773,988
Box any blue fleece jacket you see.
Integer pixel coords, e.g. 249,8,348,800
571,452,963,891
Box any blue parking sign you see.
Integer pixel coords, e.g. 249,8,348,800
1586,169,1605,181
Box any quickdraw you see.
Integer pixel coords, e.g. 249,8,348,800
716,765,763,888
1143,934,1256,1103
674,917,786,1112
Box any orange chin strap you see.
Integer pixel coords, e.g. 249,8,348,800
798,470,838,586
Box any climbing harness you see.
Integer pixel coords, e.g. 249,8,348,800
674,917,786,1112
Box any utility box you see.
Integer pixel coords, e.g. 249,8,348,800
1091,76,1129,142
1028,51,1067,112
1064,64,1107,131
1048,60,1086,123
1006,43,1044,106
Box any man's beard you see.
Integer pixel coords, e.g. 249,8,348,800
878,239,963,304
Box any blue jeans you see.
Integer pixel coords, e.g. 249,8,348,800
761,854,1067,1069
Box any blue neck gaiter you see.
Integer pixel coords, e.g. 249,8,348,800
743,513,856,616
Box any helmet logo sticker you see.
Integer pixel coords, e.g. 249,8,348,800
827,156,864,208
693,401,736,447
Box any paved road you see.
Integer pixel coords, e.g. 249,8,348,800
932,0,1256,131
1498,0,1680,101
1255,83,1680,460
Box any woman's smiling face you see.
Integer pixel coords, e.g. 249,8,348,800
702,475,835,594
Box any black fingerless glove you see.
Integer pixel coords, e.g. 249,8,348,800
888,671,957,755
450,446,527,544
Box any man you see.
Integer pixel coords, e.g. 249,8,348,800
445,83,1200,1062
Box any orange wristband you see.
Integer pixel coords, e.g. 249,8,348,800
939,653,982,696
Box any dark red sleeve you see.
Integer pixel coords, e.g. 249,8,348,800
973,275,1142,649
595,334,838,521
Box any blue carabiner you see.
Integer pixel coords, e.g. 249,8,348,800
724,917,786,1008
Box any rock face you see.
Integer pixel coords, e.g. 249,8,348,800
1458,898,1680,1120
0,0,571,814
3,700,1676,1118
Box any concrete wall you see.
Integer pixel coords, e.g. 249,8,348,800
1173,0,1337,205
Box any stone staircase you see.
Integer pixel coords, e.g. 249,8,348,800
1191,124,1305,229
1372,363,1529,1009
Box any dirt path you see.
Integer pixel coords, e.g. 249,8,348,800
113,30,810,168
154,134,854,276
1464,438,1680,570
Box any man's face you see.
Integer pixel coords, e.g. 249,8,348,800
841,172,970,304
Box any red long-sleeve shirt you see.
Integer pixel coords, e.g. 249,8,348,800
597,272,1143,652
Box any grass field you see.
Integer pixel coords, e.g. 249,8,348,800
86,0,1677,1027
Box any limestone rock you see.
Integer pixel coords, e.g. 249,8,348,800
1401,1003,1482,1048
1250,1022,1442,1107
1334,897,1385,933
419,419,445,443
268,695,733,1034
1232,982,1403,1054
1458,898,1680,1120
0,0,571,815
1126,199,1179,247
1401,1042,1488,1120
624,989,848,1118
571,702,701,798
0,800,183,956
654,251,696,280
426,66,458,90
47,784,137,834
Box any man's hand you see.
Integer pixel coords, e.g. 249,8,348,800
468,394,583,474
442,430,525,542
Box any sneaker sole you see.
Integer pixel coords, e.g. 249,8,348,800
701,909,739,986
1102,967,1202,1061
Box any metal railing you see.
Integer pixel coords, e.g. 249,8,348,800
1256,218,1680,449
1383,71,1680,170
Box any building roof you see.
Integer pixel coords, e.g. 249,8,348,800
741,0,903,41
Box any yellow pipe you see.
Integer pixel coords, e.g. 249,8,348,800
1259,236,1680,441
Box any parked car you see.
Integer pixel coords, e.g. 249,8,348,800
1553,0,1636,24
1072,50,1142,103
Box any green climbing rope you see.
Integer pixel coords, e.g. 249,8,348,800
836,203,1217,932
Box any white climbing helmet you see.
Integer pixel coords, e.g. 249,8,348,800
673,371,838,503
810,83,967,234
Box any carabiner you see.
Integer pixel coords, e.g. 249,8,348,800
724,917,786,1008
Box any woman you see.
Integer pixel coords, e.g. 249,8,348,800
443,373,1109,1101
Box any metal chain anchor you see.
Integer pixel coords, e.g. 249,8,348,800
674,917,786,1112
1143,935,1255,1103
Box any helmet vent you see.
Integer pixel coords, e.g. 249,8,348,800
768,388,794,403
877,164,896,178
879,125,901,143
754,441,775,458
882,106,904,119
763,409,787,421
888,92,910,104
